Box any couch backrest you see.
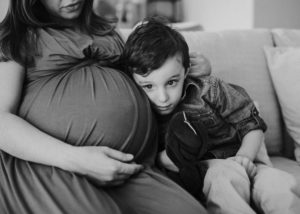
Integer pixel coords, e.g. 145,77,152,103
120,28,284,156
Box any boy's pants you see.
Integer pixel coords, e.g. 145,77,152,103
202,159,300,214
165,111,300,213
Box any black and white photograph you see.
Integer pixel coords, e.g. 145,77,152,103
0,0,300,213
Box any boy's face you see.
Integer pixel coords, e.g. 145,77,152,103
133,54,186,115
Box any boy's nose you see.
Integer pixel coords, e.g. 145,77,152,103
157,89,169,103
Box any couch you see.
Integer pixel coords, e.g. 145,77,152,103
121,28,300,181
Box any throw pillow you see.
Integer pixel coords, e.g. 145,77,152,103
272,29,300,47
264,47,300,161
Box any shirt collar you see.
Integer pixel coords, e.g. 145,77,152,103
181,77,199,101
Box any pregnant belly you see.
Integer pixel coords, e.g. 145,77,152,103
19,66,156,160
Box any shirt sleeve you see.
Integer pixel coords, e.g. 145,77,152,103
207,77,267,141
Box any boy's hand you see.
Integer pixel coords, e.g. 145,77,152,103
158,150,179,172
228,155,257,179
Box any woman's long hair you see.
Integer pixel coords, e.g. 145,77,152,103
0,0,117,65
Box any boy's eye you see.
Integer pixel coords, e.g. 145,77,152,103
142,84,153,90
167,80,178,86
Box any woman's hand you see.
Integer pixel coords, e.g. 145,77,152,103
68,146,144,186
157,150,179,172
228,155,257,179
188,52,211,78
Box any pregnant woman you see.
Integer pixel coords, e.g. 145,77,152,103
0,0,207,213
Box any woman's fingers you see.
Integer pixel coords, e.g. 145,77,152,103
104,162,143,185
86,159,143,186
87,173,126,187
102,147,144,175
75,146,144,186
116,161,144,175
101,146,134,162
101,146,144,174
188,51,212,77
189,51,202,58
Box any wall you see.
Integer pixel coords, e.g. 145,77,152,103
183,0,300,31
2,0,300,30
183,0,253,31
254,0,300,29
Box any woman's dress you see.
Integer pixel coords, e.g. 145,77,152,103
0,28,206,214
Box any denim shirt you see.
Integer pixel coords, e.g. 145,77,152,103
157,75,267,159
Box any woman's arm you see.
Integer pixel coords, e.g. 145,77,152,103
0,61,143,185
0,60,76,168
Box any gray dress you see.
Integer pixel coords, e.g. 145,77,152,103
0,28,207,214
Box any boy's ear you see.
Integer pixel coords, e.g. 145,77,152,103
184,67,190,79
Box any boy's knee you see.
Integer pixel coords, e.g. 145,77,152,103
253,166,297,197
203,159,251,203
253,166,300,214
204,159,249,185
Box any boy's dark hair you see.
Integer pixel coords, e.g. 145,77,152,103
121,17,190,76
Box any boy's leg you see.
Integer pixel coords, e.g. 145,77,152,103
202,159,256,214
252,165,300,214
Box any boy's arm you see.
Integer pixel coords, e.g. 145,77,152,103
207,77,268,177
228,129,264,178
236,129,264,161
208,77,267,144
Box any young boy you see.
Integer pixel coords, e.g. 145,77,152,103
120,18,300,214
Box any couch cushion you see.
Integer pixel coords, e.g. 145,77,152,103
181,30,282,155
271,29,300,159
264,47,300,162
272,29,300,47
271,156,300,181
